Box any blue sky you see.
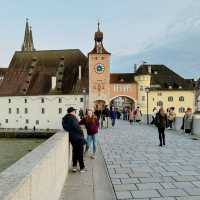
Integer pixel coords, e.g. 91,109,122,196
0,0,199,78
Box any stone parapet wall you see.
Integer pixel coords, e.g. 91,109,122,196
0,132,70,200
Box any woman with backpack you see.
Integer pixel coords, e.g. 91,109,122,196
79,109,99,159
155,108,168,147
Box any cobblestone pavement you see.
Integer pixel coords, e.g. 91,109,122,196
99,120,200,200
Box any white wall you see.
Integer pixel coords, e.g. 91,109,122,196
0,95,86,130
0,132,70,200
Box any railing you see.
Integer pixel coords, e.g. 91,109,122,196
0,131,71,200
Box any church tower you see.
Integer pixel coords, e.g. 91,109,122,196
21,19,35,51
88,22,111,110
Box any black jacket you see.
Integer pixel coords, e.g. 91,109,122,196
155,112,168,128
62,114,84,142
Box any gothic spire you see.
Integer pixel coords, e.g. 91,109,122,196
21,18,35,51
29,26,35,51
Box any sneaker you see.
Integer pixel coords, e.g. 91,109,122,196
90,154,95,159
80,168,87,173
72,167,77,172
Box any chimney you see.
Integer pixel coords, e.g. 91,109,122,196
51,76,56,89
134,64,137,72
78,65,82,80
148,65,151,74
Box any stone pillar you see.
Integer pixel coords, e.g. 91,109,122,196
192,113,200,136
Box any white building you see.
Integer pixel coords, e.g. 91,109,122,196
0,95,85,130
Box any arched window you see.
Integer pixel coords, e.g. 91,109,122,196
157,101,163,107
168,96,173,102
179,96,184,101
179,107,185,113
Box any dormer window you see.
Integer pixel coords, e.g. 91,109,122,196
120,78,124,83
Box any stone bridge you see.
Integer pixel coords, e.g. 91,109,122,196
1,121,200,200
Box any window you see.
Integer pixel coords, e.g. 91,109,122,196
25,108,28,114
36,120,39,125
59,108,62,114
124,85,129,92
41,98,44,103
140,85,144,91
142,96,145,101
58,98,62,103
179,107,185,113
8,99,11,103
80,98,84,102
157,101,163,107
114,84,121,92
16,108,19,114
41,108,45,114
25,119,29,124
168,96,173,102
25,99,27,103
157,92,162,96
8,108,12,114
5,119,8,123
179,96,184,101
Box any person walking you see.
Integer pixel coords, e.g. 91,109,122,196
135,107,142,123
183,108,193,134
103,105,110,128
62,107,86,173
129,108,134,125
79,109,99,159
110,106,117,127
155,108,168,147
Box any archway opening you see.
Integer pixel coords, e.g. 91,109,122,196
110,96,135,112
94,100,106,111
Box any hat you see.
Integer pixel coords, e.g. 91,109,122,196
67,107,76,113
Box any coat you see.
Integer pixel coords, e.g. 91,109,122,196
62,114,84,143
110,110,117,119
129,111,134,121
184,112,193,130
155,112,168,128
135,110,142,121
79,117,99,135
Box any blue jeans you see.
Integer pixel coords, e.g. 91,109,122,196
85,134,97,154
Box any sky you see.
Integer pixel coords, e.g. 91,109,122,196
0,0,199,78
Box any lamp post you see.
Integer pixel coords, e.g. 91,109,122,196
82,88,87,114
145,87,150,124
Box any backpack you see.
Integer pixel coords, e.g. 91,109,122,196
154,113,160,127
62,115,70,132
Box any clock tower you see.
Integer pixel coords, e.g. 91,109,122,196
88,22,111,110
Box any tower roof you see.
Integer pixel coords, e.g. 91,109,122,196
94,21,103,42
89,22,110,55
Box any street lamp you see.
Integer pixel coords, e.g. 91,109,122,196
82,88,87,114
145,87,150,124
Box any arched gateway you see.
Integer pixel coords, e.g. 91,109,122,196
110,96,135,111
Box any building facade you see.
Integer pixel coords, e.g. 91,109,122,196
0,21,196,129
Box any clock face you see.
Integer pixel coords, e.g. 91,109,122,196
95,63,105,73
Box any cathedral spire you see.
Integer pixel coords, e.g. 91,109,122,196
21,18,35,51
29,26,35,51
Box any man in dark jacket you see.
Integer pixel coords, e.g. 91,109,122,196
62,107,86,172
155,108,168,147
